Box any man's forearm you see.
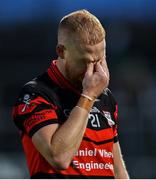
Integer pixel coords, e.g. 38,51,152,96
50,96,94,169
113,142,130,179
114,168,129,179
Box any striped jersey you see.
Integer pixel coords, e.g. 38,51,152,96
12,60,118,178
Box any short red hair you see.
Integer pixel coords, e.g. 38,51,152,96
58,9,105,45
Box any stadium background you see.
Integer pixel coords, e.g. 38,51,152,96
0,0,156,178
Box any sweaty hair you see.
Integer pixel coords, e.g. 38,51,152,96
58,9,105,45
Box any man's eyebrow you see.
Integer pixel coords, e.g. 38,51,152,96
90,56,104,63
80,57,91,62
81,55,104,63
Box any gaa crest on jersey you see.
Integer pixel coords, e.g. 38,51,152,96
63,109,71,117
22,94,31,112
102,111,115,127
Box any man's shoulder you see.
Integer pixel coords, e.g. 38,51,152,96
18,72,61,107
24,72,57,91
99,88,117,106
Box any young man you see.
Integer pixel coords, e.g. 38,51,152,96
12,10,129,178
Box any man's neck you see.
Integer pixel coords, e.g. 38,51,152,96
56,58,67,79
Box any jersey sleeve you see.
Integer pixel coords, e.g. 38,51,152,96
12,91,59,137
106,89,119,143
113,104,118,143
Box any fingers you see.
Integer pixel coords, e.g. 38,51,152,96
101,59,110,79
95,62,105,74
85,63,94,77
101,58,107,69
85,59,109,81
95,62,107,78
94,61,110,85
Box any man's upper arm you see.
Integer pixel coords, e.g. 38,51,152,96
113,142,123,166
113,142,129,178
12,91,60,165
32,123,59,166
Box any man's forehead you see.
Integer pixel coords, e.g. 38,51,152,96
77,40,105,53
77,41,105,63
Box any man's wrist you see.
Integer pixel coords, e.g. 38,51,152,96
81,93,94,101
81,90,97,101
77,95,95,112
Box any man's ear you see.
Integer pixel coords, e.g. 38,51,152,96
56,44,65,59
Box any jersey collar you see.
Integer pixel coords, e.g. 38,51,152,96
47,60,81,95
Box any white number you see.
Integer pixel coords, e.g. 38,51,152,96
89,114,100,127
